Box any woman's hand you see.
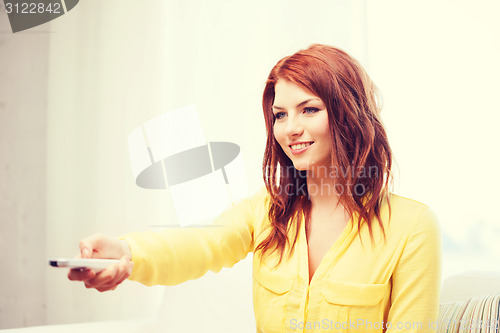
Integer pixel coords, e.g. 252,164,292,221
67,233,133,292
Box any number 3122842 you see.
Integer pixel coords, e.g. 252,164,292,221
5,2,62,14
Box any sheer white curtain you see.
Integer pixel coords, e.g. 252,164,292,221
45,0,368,326
366,0,500,279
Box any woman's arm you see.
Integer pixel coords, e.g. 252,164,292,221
386,206,442,332
121,191,261,286
67,188,267,291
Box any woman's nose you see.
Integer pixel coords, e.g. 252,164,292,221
285,114,304,137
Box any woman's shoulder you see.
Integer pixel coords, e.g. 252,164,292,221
245,185,270,205
387,192,433,212
383,193,440,235
228,186,270,218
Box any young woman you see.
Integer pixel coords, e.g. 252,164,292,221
69,44,441,332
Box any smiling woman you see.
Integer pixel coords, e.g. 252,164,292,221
68,44,441,333
259,45,396,267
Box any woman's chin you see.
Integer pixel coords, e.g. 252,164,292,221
291,161,331,173
291,163,310,171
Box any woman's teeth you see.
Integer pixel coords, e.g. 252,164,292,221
291,142,313,150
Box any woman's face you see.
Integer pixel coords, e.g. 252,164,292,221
272,79,332,172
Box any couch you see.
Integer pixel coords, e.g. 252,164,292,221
3,271,500,332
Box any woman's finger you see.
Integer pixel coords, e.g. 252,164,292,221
106,256,132,287
68,268,96,281
83,256,129,291
84,266,116,288
89,256,132,292
79,233,106,258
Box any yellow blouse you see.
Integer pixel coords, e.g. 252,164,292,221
121,187,441,333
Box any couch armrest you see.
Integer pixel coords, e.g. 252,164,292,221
441,271,500,303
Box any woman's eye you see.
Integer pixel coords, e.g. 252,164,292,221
274,112,286,120
303,107,319,114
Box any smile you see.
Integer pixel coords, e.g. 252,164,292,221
289,142,313,154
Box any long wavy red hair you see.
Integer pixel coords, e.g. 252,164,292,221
255,44,393,263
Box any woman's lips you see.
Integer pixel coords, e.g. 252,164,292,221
289,142,313,155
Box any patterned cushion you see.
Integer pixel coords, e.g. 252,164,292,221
438,293,500,333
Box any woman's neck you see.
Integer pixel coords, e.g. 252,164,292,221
305,167,342,212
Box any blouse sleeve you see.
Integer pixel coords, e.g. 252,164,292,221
386,206,442,332
120,188,267,286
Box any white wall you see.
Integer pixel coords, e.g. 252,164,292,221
0,13,48,329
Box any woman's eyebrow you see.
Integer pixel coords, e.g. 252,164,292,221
272,98,321,110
